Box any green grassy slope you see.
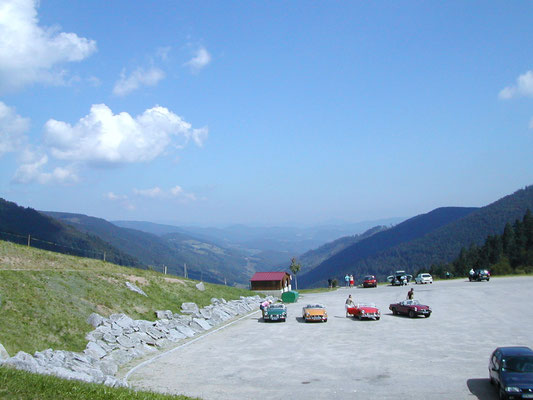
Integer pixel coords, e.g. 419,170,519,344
0,366,197,400
0,240,255,356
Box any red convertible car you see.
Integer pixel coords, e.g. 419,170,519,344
347,303,381,320
362,275,377,288
389,299,431,318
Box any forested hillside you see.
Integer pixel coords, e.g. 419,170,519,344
0,199,138,267
431,209,533,277
45,212,256,286
296,225,389,274
300,185,533,287
299,206,478,287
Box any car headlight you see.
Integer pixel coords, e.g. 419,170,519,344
414,307,418,311
505,386,521,393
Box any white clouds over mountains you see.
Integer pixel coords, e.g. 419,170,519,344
44,104,208,165
0,0,96,92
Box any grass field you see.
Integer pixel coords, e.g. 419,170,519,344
0,240,256,356
0,366,198,400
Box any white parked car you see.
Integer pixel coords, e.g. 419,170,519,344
415,273,433,284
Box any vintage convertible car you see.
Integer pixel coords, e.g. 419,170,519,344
389,299,431,318
362,275,377,288
347,303,381,320
263,303,287,322
302,304,327,322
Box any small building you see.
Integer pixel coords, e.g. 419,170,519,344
250,272,292,295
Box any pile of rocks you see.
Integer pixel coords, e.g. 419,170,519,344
0,295,273,387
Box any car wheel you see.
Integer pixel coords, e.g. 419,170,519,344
408,310,415,318
425,314,431,318
469,277,472,281
490,377,495,385
499,385,506,400
323,319,327,323
487,278,490,281
392,308,398,315
376,317,380,320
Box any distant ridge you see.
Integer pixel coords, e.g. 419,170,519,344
0,198,138,267
300,185,533,287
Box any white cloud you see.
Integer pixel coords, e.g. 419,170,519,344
113,67,165,96
0,101,30,156
529,117,533,129
499,70,533,99
185,46,211,72
106,192,127,201
170,185,197,201
106,192,135,210
0,0,97,92
13,149,78,184
44,104,208,165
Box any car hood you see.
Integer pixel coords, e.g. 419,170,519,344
304,309,326,316
502,372,533,387
266,309,285,315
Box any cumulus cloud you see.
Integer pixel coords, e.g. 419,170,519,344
13,149,78,184
170,185,197,201
113,67,165,96
0,101,30,156
185,46,211,72
0,0,97,92
44,104,208,165
499,70,533,100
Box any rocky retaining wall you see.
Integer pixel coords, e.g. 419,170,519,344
0,295,273,387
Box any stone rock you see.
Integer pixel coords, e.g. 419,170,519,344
87,313,106,328
199,308,212,319
125,282,147,296
108,349,134,365
114,315,135,330
191,318,211,331
0,343,9,360
181,302,199,314
167,329,187,342
103,333,117,343
84,342,107,359
116,335,135,349
3,351,40,373
195,282,206,291
156,310,173,319
174,324,196,338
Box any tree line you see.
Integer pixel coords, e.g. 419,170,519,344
426,209,533,278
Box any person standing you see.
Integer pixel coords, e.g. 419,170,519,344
345,274,350,287
407,288,414,300
349,274,354,287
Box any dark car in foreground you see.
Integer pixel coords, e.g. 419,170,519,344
489,346,533,400
389,299,431,318
470,269,490,282
362,275,377,288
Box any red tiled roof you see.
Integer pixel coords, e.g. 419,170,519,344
250,272,289,282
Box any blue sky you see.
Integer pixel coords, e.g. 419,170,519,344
1,0,532,226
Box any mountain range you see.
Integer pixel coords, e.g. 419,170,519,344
299,185,533,287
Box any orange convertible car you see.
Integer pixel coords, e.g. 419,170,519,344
302,304,328,322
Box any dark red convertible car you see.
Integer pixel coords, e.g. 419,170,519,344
347,303,381,320
389,299,431,318
362,275,377,288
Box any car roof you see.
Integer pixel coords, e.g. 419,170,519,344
497,347,533,356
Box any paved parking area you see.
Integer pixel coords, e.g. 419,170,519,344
128,277,533,400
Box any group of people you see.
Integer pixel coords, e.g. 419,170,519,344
344,274,355,287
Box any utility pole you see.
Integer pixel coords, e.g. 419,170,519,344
27,234,31,247
103,252,106,262
164,265,167,275
184,263,188,279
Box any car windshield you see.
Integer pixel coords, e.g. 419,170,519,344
364,276,374,280
403,300,420,305
421,274,431,278
357,303,375,308
269,304,284,309
306,304,324,309
502,356,533,373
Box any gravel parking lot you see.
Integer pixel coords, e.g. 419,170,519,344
128,276,533,400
